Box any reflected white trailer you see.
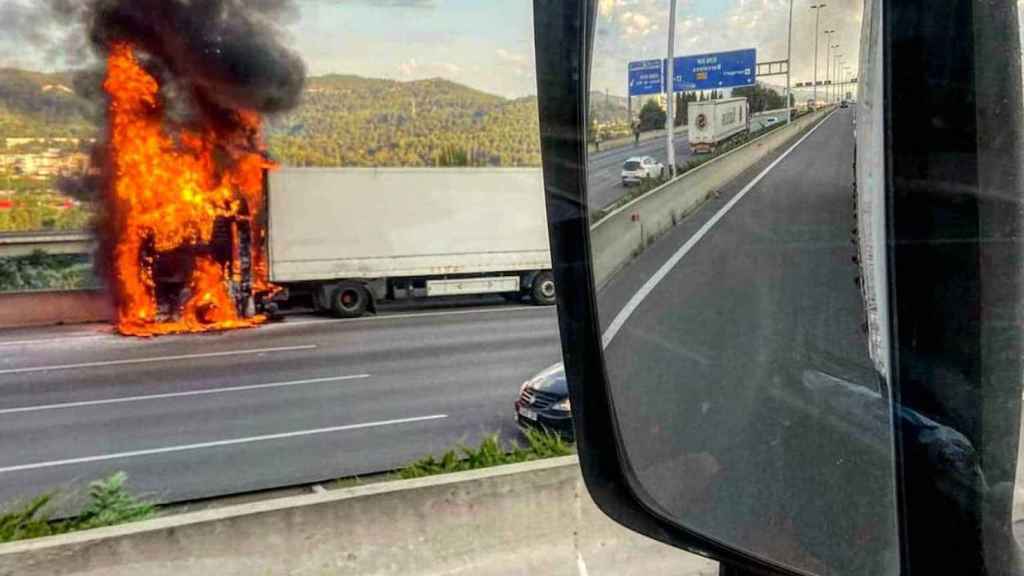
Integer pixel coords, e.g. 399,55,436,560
687,97,750,154
265,167,554,317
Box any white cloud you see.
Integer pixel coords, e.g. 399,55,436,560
398,58,464,79
437,61,462,75
398,58,419,77
598,0,620,18
620,12,657,38
496,48,535,79
496,48,528,65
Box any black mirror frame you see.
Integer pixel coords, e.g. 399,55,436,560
533,0,1024,575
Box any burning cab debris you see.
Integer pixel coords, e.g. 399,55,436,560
79,0,306,336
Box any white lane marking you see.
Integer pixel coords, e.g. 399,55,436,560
603,111,837,348
0,414,448,474
0,344,317,376
0,374,370,415
0,334,108,347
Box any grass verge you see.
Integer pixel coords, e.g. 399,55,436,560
0,472,156,544
0,251,98,292
398,428,573,480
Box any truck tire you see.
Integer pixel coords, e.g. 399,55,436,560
331,282,370,318
531,271,556,306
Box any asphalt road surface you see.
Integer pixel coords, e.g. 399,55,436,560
0,301,562,508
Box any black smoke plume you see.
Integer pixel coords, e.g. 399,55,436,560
41,0,306,297
85,0,306,116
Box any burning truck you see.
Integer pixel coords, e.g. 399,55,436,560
80,0,306,336
104,43,277,335
86,1,553,337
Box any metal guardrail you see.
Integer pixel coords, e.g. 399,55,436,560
0,230,94,258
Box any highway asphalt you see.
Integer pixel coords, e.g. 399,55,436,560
0,300,562,508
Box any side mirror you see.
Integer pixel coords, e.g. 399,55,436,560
533,1,1024,575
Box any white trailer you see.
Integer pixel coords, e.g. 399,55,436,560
265,167,554,317
687,97,749,154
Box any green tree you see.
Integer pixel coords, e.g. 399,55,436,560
733,84,788,113
637,99,667,132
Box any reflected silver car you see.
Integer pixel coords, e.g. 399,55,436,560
621,156,664,186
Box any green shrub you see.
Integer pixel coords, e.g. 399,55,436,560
0,472,155,544
0,251,98,292
0,494,58,542
70,472,156,531
399,429,572,480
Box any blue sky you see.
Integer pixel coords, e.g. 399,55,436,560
0,0,865,99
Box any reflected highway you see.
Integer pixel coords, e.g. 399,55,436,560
587,109,793,211
598,108,900,573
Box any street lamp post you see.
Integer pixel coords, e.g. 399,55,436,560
666,0,677,177
830,46,840,102
831,47,839,100
834,54,842,103
824,30,835,103
810,4,826,107
786,0,794,124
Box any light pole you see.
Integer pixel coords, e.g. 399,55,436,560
824,30,835,104
810,4,826,107
830,45,840,102
833,54,842,103
785,0,794,123
666,0,677,176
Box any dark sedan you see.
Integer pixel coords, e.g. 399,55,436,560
514,363,574,441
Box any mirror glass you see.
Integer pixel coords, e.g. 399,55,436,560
588,1,899,574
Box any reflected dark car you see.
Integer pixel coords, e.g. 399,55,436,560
514,363,574,441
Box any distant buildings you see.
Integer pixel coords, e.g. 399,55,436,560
0,138,93,179
0,149,90,178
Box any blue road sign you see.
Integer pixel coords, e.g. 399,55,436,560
628,60,664,96
670,49,756,91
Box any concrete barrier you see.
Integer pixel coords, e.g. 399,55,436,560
590,109,832,288
0,231,94,258
0,456,718,576
0,290,111,329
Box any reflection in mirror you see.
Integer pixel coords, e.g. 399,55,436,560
589,1,898,574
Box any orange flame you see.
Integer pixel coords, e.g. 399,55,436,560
104,43,273,336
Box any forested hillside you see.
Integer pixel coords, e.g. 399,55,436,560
0,70,546,167
0,69,97,138
265,75,542,167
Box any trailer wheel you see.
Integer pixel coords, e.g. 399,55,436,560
531,271,556,306
331,282,369,318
